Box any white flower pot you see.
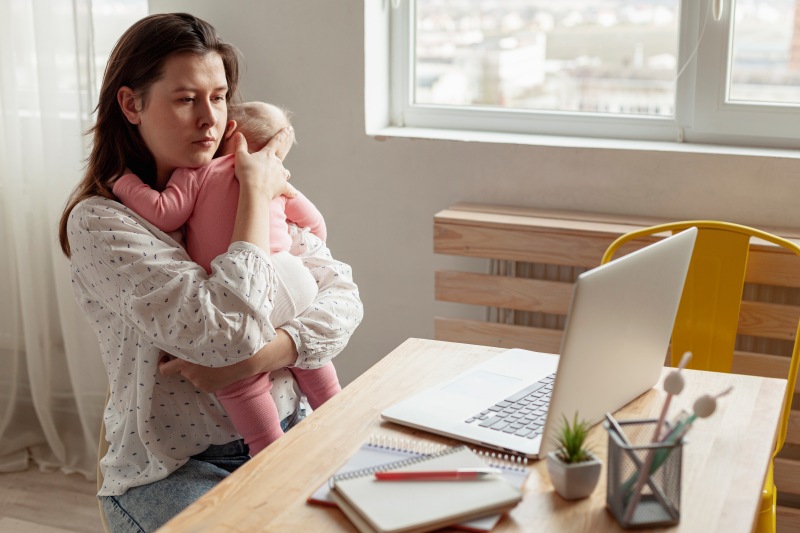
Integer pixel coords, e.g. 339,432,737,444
546,450,602,500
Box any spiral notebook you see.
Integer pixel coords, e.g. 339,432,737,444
326,445,523,533
308,438,529,533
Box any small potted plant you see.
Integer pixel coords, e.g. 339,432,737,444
546,412,602,500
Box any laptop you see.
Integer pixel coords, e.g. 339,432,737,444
382,227,697,458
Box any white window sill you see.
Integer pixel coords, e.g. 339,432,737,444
369,126,800,160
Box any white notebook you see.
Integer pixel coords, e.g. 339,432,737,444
309,438,529,532
328,445,523,533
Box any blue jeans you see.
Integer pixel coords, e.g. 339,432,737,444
100,408,305,532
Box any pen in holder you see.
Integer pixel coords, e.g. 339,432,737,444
605,417,682,529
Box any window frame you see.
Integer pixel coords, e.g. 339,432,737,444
386,0,800,150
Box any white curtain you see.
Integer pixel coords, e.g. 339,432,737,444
0,0,146,479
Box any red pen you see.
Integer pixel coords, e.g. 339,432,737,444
374,468,502,481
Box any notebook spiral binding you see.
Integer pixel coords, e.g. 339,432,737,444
356,436,529,475
333,445,468,481
474,449,528,473
367,434,449,456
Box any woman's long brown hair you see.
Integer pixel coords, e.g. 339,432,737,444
57,13,240,257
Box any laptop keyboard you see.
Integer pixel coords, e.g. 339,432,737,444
465,372,556,439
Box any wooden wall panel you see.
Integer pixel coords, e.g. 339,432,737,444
434,318,563,355
435,271,573,315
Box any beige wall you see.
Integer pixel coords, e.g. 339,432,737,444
152,0,800,385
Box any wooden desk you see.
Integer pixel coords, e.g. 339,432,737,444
159,338,787,533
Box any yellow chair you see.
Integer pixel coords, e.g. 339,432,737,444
602,220,800,533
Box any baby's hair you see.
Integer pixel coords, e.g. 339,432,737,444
229,101,295,150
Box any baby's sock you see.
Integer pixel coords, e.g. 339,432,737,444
216,374,284,456
291,363,341,410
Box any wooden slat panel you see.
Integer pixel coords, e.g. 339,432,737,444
434,206,655,234
439,203,800,242
438,204,800,283
731,351,800,394
739,301,800,341
435,270,573,314
788,411,800,448
434,317,563,354
778,505,800,533
775,457,800,495
434,221,614,267
748,248,800,288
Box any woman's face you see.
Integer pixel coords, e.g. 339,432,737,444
119,52,229,185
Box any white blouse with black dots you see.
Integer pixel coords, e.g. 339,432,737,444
67,197,363,496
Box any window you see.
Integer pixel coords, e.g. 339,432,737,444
388,0,800,148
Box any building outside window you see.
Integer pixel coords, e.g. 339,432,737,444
390,0,800,148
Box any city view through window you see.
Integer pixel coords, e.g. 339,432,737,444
414,0,800,118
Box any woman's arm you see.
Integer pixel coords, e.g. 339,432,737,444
156,224,364,392
69,199,279,368
158,328,297,392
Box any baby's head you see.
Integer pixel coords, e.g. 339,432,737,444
220,101,295,158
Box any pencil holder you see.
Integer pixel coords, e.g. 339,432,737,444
605,418,682,529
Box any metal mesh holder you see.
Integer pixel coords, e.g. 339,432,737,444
605,418,682,529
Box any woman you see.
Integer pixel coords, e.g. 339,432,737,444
57,13,362,532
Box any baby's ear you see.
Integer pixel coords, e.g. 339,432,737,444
218,120,239,156
224,120,237,140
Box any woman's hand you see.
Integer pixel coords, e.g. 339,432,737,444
233,130,297,201
159,353,254,393
230,129,297,251
271,125,296,162
159,329,298,393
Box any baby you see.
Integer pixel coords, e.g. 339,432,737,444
113,102,341,455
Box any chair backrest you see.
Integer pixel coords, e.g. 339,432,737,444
602,220,800,457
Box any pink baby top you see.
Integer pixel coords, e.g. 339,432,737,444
112,154,326,273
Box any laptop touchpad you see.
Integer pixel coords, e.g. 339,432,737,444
443,370,520,397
